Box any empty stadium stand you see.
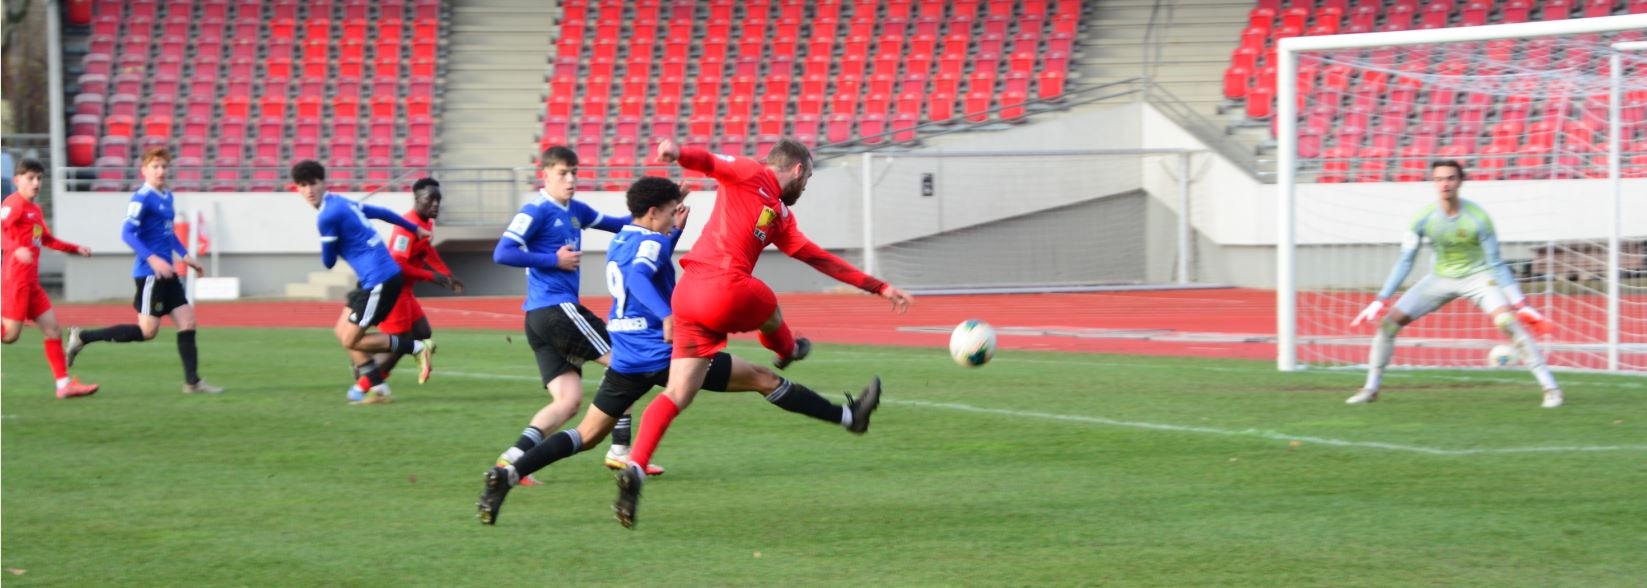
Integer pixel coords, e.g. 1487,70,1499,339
65,0,445,192
1222,0,1647,182
535,0,1084,187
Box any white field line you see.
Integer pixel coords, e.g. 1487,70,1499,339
805,350,1647,390
440,370,1647,456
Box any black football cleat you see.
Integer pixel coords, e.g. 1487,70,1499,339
846,376,882,434
772,337,812,370
476,466,513,526
613,463,645,529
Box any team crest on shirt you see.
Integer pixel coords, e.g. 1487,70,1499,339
753,206,777,241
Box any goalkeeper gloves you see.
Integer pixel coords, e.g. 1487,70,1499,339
1514,303,1555,336
1351,299,1385,327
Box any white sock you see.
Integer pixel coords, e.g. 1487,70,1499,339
501,446,524,463
840,405,853,428
1502,319,1559,391
504,465,520,486
412,340,425,354
56,377,71,389
1365,319,1399,390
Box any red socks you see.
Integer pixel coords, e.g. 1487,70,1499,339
43,338,68,380
630,395,681,469
759,321,798,360
357,369,391,391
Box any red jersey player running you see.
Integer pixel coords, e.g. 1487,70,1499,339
613,137,914,528
345,178,462,403
1,159,100,398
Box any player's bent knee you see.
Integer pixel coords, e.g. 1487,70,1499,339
1492,311,1516,332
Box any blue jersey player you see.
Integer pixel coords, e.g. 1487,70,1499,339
291,160,436,404
477,177,880,526
487,146,640,480
67,148,223,394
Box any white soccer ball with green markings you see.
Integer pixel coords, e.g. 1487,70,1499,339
949,320,997,367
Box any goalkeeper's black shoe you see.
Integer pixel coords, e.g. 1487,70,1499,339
476,466,513,526
773,337,812,370
614,463,645,529
846,376,882,435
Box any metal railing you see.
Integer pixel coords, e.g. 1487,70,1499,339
813,77,1149,161
1143,81,1270,178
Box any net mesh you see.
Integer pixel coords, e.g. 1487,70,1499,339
1291,33,1647,372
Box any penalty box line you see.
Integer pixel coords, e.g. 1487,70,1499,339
440,371,1647,456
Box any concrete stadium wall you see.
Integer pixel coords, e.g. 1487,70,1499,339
54,102,1644,299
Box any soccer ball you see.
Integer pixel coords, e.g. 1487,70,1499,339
1487,344,1517,367
949,320,997,367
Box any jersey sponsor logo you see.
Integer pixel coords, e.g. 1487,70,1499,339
753,206,777,242
608,317,648,332
553,218,565,228
126,201,144,223
392,234,410,252
0,206,11,219
637,239,662,264
506,213,533,236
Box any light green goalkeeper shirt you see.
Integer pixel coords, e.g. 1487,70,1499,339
1376,198,1518,300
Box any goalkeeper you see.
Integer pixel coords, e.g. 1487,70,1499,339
1347,160,1563,408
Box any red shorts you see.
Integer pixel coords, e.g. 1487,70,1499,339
2,279,52,322
671,271,777,359
377,291,426,334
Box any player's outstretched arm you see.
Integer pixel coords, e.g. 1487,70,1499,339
491,237,562,269
39,225,90,256
776,231,912,311
1355,230,1423,327
362,203,426,236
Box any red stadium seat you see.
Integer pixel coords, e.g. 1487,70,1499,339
68,135,98,166
142,115,172,139
1543,0,1573,20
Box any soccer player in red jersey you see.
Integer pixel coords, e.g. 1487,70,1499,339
1,159,100,398
344,178,462,403
613,137,914,528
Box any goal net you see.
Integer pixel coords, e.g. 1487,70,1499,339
1277,16,1647,373
857,149,1201,293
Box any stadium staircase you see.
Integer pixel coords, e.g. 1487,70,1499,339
1076,0,1254,112
435,0,557,168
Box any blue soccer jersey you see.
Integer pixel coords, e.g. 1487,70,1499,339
494,191,629,311
605,225,679,374
122,184,189,278
316,194,408,289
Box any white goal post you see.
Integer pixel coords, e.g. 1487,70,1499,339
1275,14,1647,373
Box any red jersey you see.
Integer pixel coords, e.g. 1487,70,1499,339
2,193,83,282
387,210,451,284
676,148,886,294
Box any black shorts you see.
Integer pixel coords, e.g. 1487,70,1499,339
133,275,190,317
591,352,734,417
344,273,406,328
525,303,613,385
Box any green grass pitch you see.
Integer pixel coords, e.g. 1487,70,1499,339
3,328,1645,586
